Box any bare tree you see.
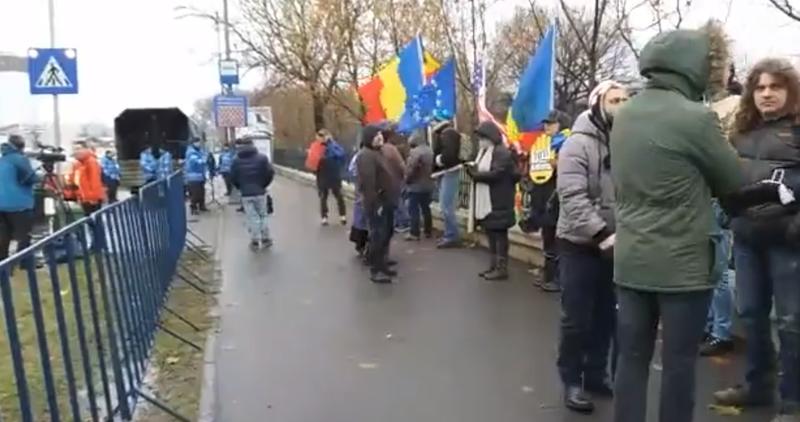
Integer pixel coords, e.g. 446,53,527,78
612,0,694,59
178,0,350,130
491,3,634,116
768,0,800,21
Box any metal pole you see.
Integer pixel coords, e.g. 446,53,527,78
222,0,234,144
48,0,62,151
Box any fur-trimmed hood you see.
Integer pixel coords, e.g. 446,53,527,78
639,19,731,101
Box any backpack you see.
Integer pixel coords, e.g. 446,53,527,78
324,141,346,162
305,141,325,172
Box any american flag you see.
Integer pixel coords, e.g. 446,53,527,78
473,53,510,142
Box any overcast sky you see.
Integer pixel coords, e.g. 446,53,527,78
1,0,798,134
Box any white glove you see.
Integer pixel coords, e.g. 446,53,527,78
779,184,796,205
599,233,616,251
435,154,443,167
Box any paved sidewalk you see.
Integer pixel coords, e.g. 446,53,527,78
211,178,771,422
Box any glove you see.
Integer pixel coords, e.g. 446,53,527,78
778,183,796,205
720,181,781,215
598,233,616,251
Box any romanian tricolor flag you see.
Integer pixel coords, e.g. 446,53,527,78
358,38,440,124
506,26,556,153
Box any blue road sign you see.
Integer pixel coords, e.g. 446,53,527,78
28,48,79,95
214,95,248,128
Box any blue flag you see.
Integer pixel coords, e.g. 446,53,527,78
399,58,457,133
511,26,556,132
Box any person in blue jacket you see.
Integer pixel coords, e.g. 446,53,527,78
218,143,236,196
0,135,40,261
100,150,121,203
139,145,173,183
184,138,208,214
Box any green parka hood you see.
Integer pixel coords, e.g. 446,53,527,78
639,20,730,101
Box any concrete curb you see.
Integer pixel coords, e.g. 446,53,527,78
197,209,226,422
274,165,544,265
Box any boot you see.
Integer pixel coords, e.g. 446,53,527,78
484,258,509,281
479,254,497,278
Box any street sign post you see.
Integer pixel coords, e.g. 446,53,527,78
27,48,78,95
219,59,239,86
214,95,248,128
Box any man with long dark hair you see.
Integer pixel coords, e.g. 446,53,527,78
714,58,800,422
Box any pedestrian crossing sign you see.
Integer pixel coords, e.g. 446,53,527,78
28,48,79,95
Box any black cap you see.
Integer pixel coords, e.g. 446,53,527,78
542,110,572,128
360,124,383,148
8,134,25,150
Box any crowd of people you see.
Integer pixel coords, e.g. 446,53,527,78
304,20,800,422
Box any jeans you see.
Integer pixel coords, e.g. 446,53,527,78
0,210,34,261
487,229,509,260
707,229,735,340
707,270,735,341
557,242,616,387
438,170,460,242
318,185,346,219
395,189,410,230
222,173,233,195
367,205,392,271
408,191,433,237
614,287,712,422
105,179,119,203
241,195,271,243
542,225,559,285
735,240,800,412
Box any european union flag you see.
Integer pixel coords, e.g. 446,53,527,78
399,58,457,133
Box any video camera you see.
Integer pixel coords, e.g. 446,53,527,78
26,142,67,173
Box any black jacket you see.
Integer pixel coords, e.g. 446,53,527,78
356,146,396,214
470,122,520,230
731,117,800,244
230,145,274,197
433,127,462,170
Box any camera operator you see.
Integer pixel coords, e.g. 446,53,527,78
70,142,105,215
0,135,40,261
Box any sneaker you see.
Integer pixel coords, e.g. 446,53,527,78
370,270,392,284
714,384,774,407
405,233,420,241
385,259,398,267
395,226,410,234
321,217,329,226
700,337,734,357
539,281,561,292
340,216,347,225
261,239,274,248
436,240,460,249
249,241,260,251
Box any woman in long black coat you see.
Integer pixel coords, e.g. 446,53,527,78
467,121,520,281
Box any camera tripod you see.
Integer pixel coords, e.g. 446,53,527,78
39,163,79,230
206,174,223,209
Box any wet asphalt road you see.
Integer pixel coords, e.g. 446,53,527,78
211,178,772,422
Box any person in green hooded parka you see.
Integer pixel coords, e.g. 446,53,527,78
609,20,784,422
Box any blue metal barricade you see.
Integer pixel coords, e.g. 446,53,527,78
0,172,187,421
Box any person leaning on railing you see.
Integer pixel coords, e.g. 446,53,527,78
0,134,40,262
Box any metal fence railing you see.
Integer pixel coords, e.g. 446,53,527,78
0,172,187,422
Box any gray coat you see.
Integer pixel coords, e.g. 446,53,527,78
405,141,435,193
556,111,616,245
